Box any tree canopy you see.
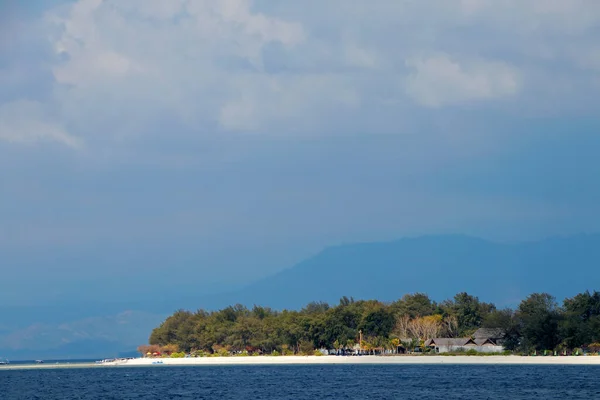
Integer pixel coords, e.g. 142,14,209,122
146,291,600,355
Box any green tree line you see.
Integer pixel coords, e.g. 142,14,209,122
145,291,600,355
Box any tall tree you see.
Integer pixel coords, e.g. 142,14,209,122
442,292,495,336
517,293,562,352
560,291,600,348
391,293,438,318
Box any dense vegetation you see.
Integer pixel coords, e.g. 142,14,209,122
143,291,600,356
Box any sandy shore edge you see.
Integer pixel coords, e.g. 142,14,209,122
2,355,600,370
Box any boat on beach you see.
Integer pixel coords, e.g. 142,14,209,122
95,358,116,364
95,357,135,365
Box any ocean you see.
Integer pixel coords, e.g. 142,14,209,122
1,364,599,399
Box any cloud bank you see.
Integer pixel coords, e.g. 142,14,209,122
2,0,599,147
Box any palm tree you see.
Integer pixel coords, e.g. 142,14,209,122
390,338,400,354
346,339,356,354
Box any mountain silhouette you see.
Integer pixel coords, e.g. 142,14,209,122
202,234,600,309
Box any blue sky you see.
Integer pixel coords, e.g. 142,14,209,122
1,0,600,307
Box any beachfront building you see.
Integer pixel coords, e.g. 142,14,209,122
473,328,506,352
473,328,506,343
425,332,505,353
473,338,505,352
425,338,478,353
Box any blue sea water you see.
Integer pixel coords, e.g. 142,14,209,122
1,365,599,399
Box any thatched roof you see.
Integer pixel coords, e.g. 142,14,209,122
474,338,498,346
473,328,506,339
425,338,476,347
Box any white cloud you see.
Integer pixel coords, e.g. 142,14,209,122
51,0,305,85
46,0,314,135
405,54,519,107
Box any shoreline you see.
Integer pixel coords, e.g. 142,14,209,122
2,355,600,370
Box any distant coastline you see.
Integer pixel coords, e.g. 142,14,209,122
144,291,600,360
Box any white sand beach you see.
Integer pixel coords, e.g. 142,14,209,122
4,355,600,370
117,355,600,366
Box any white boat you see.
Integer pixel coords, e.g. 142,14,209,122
0,358,9,365
95,358,116,364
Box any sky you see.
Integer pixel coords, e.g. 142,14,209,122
1,0,600,308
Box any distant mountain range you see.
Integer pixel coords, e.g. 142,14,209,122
0,311,165,360
2,234,599,359
204,233,600,309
